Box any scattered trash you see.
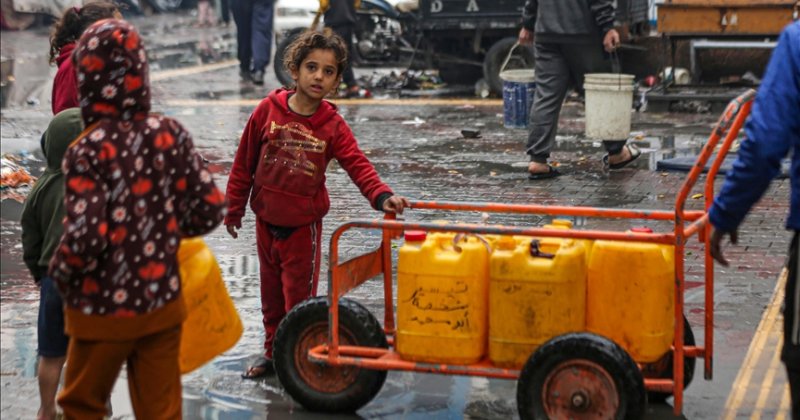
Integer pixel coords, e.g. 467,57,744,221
474,78,490,98
402,117,426,125
461,129,481,139
1,155,35,189
691,193,703,199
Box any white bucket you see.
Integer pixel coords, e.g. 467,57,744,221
584,73,635,141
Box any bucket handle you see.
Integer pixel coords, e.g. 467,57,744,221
499,42,524,75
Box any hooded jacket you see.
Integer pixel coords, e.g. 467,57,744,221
710,22,800,232
521,0,616,44
21,108,83,282
224,88,392,229
48,19,227,341
52,42,79,115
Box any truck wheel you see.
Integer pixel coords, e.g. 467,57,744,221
643,315,696,403
517,332,646,420
273,296,388,413
273,28,305,88
483,37,535,96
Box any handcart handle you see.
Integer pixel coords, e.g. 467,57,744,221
674,89,756,226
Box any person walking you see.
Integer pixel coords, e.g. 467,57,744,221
519,0,639,180
48,19,226,418
324,0,364,97
708,21,800,419
231,0,274,85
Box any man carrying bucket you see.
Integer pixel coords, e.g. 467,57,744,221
519,0,640,180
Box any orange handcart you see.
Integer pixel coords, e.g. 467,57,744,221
271,90,756,419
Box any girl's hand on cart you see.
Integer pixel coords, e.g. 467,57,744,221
226,224,239,239
710,228,738,267
382,195,411,215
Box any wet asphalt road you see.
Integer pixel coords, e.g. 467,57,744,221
0,13,792,419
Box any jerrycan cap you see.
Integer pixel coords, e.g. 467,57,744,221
630,227,653,233
404,230,427,242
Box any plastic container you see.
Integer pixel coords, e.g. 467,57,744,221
488,236,588,368
396,231,490,364
178,238,243,373
501,69,536,129
584,73,635,140
586,234,675,363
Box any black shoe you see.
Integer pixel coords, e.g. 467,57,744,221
239,70,251,82
251,70,264,85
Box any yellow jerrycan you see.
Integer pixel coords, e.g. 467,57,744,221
178,238,243,374
587,228,675,363
396,230,490,364
489,236,588,368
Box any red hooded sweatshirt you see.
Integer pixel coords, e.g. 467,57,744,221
224,88,392,228
51,42,79,115
49,20,227,341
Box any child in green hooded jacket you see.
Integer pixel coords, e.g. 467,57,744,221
21,107,84,420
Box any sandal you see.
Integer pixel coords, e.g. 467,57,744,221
528,165,561,180
603,144,642,170
241,357,274,380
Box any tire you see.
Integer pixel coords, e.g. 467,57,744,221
273,28,305,88
437,63,483,86
643,316,696,403
517,332,646,420
273,296,388,413
483,37,535,96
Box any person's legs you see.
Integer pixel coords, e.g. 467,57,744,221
220,0,230,25
126,326,182,420
58,338,132,420
256,218,284,361
36,277,69,420
250,0,274,83
279,220,323,311
525,42,570,172
330,25,357,88
230,0,253,76
562,43,634,165
783,232,800,419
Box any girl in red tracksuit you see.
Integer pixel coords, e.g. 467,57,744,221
224,30,408,378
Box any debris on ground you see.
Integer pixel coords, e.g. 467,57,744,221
1,154,36,202
357,70,445,92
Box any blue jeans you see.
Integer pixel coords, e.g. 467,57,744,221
231,0,274,73
37,277,69,358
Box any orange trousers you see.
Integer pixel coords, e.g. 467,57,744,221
58,326,182,420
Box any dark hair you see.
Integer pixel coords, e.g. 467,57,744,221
282,29,348,84
49,1,120,64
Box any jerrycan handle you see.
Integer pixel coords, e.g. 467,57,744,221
452,233,492,253
529,239,555,259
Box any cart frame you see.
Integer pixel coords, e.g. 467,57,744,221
309,90,756,416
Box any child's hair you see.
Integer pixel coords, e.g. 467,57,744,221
282,30,349,81
49,1,120,64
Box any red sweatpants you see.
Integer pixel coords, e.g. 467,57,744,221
256,218,322,358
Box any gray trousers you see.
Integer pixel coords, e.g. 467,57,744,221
526,42,626,164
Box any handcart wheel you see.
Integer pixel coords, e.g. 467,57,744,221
516,332,646,420
642,315,696,403
273,296,388,413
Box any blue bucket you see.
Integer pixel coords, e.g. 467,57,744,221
501,69,536,129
